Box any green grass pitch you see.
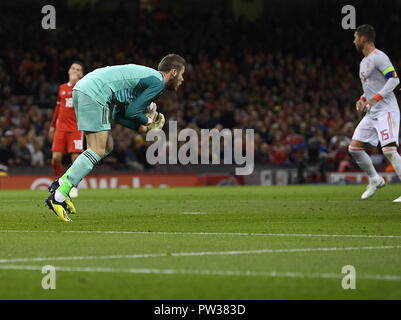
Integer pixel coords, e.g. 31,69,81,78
0,185,400,299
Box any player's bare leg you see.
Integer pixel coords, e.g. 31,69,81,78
348,139,385,199
51,151,63,178
71,153,80,162
84,131,109,158
104,132,114,156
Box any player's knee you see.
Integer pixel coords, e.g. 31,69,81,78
348,145,363,155
91,149,105,159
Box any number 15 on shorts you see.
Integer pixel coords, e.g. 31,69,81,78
378,112,398,146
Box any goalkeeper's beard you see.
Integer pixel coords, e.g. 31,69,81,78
165,75,179,91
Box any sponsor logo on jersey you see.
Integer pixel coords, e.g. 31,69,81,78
65,97,73,108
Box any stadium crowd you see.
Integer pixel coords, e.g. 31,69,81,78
1,1,401,177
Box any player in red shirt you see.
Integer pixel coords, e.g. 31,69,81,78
49,61,84,198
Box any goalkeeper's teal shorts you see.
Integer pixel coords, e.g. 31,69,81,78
73,89,111,132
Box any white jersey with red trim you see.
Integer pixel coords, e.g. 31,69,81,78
359,49,399,119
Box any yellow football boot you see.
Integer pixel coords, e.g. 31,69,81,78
45,193,72,222
48,179,77,214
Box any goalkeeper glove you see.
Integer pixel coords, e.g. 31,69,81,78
148,112,165,130
145,102,157,121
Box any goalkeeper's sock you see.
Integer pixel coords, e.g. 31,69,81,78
56,150,101,200
55,188,69,202
58,169,70,185
56,151,109,193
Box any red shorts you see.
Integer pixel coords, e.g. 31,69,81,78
52,130,84,154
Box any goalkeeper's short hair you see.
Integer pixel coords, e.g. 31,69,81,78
158,54,186,72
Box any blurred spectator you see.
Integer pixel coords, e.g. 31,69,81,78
13,137,32,166
133,135,149,169
0,136,13,167
335,141,353,172
255,142,270,164
298,128,328,183
285,126,306,163
269,132,290,165
30,137,45,167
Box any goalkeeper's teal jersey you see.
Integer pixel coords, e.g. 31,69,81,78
74,64,165,110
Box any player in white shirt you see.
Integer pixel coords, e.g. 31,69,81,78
349,24,401,201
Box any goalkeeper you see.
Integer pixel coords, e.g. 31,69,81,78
45,54,186,222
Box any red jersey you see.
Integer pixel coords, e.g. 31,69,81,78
50,82,78,132
270,146,289,164
285,133,306,161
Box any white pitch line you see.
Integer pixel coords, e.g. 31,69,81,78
1,229,401,239
1,245,400,264
0,253,168,264
182,212,207,215
0,200,38,202
0,200,140,202
0,264,400,281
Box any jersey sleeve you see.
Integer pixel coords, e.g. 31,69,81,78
50,89,62,128
114,116,141,132
124,76,164,125
374,52,400,100
375,53,398,79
